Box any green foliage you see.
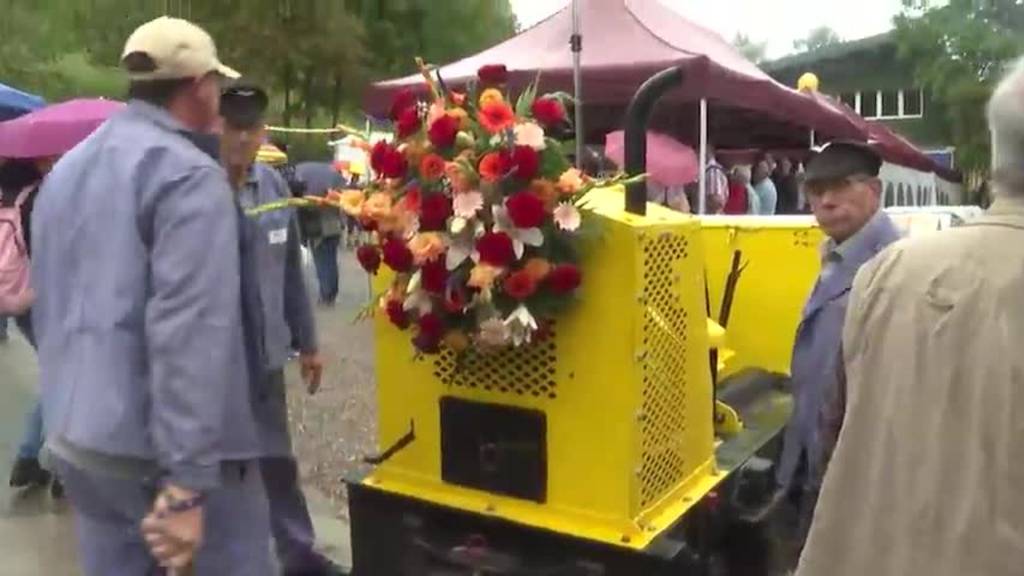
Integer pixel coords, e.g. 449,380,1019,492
1,0,517,127
732,33,767,64
793,26,842,53
894,0,1024,174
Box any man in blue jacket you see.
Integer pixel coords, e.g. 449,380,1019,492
775,141,901,561
220,83,343,576
32,17,272,574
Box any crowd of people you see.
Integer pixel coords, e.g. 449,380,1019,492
2,12,1024,576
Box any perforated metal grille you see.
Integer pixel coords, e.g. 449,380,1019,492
638,233,690,509
434,336,558,399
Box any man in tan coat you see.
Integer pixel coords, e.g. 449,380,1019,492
796,60,1024,576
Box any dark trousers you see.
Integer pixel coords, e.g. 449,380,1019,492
312,236,340,304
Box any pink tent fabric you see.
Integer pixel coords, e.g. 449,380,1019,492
365,0,865,141
604,130,698,186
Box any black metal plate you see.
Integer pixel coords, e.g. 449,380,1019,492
439,397,547,503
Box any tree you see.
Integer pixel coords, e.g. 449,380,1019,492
793,26,842,52
733,33,767,64
894,0,1024,174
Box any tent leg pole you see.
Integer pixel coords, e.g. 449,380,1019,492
810,129,816,149
698,98,708,215
572,0,584,170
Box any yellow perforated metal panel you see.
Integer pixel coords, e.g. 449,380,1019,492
639,234,691,508
433,336,558,399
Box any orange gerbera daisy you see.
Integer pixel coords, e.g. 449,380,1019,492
478,152,509,183
478,101,516,134
419,153,446,181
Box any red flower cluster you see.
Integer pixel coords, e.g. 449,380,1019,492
386,299,410,329
356,245,381,274
419,193,452,231
370,141,407,179
505,193,545,229
396,107,421,139
546,264,582,294
476,232,516,267
509,145,540,181
414,313,445,353
428,115,460,149
504,270,538,301
531,98,566,127
381,238,414,272
421,259,448,294
477,64,508,85
389,88,417,121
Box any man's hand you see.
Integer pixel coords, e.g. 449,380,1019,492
141,484,204,570
299,352,324,395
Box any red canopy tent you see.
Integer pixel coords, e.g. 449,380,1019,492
365,0,866,144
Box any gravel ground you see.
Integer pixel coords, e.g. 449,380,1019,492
286,247,379,521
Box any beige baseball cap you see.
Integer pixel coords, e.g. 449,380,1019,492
121,16,240,81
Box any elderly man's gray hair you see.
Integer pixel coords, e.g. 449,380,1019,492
988,57,1024,192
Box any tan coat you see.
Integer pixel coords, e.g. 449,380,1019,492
796,195,1024,576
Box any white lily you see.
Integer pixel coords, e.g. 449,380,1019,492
491,205,544,260
504,304,539,347
447,218,485,271
452,191,484,219
403,271,433,314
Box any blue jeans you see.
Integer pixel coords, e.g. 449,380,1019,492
312,236,340,304
10,313,43,460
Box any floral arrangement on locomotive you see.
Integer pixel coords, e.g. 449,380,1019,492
256,62,638,354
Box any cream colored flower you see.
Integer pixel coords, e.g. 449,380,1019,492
558,167,585,195
514,122,546,150
337,189,366,216
476,317,510,348
553,202,581,232
452,191,484,219
467,264,504,291
407,232,446,265
362,192,393,221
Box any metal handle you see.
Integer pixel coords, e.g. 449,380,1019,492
623,67,685,216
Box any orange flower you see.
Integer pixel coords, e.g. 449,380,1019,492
448,107,471,130
478,88,505,108
478,101,516,134
558,168,585,196
523,258,552,282
362,192,393,221
443,330,471,352
467,264,504,291
529,179,559,209
337,189,366,216
478,152,509,183
408,232,446,265
503,269,538,300
419,153,446,181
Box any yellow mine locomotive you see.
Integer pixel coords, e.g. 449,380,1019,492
345,69,823,575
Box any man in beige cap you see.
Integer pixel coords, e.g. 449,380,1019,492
795,58,1024,576
32,16,273,575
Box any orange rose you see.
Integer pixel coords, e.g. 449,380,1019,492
443,330,470,352
558,168,585,196
529,179,559,209
467,264,504,291
362,192,393,221
523,258,552,282
408,232,446,265
448,108,471,131
478,101,516,134
478,152,508,183
419,153,446,181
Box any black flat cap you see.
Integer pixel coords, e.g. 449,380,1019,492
805,140,883,184
221,82,269,129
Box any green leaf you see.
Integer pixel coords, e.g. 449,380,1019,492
539,141,572,179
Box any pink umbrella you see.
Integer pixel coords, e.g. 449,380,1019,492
604,130,698,187
0,98,124,158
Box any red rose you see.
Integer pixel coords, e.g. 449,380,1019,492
509,145,540,181
503,270,538,301
421,258,448,294
396,107,421,139
419,193,452,231
415,312,445,352
531,97,566,127
386,299,410,329
444,286,468,313
428,115,460,149
400,184,422,213
477,64,509,85
505,192,546,229
476,232,516,266
389,88,417,121
370,141,408,179
546,264,582,294
381,238,414,272
356,245,381,274
413,330,442,354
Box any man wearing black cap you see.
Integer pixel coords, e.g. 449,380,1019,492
220,83,345,576
774,140,900,563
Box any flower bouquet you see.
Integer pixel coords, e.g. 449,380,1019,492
257,62,638,354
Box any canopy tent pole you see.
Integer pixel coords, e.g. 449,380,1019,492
810,129,816,148
698,98,708,215
572,0,584,169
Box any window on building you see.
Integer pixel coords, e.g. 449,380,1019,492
903,89,923,117
840,92,857,110
881,90,899,117
861,90,879,118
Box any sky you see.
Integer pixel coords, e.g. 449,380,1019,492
508,0,905,59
